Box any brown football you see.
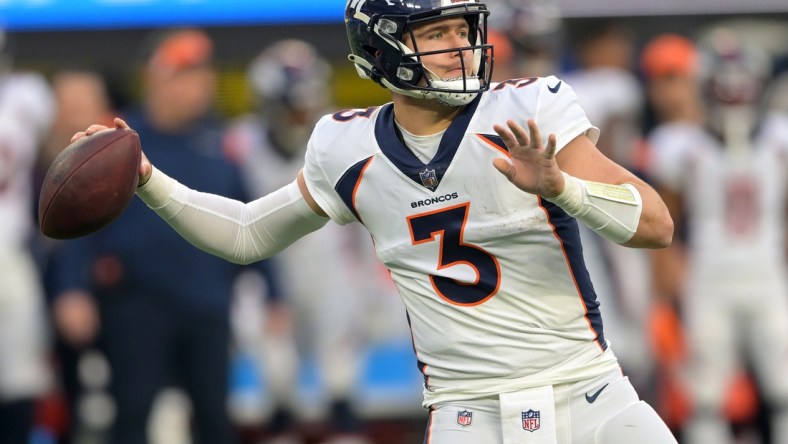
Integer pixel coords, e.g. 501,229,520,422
39,128,142,239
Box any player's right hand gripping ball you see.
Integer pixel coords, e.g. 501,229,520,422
39,128,142,239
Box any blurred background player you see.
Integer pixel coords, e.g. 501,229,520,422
486,0,563,80
647,27,788,444
0,28,56,444
47,28,282,444
641,34,706,131
42,69,116,171
225,39,371,444
563,19,644,173
638,33,703,435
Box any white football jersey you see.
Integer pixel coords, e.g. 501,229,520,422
648,115,788,285
303,76,620,407
0,73,55,251
0,73,55,400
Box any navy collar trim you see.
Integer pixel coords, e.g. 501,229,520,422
374,95,482,191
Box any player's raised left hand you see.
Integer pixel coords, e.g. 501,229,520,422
492,119,565,199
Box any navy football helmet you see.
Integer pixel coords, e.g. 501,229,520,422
345,0,493,106
247,39,332,155
699,27,770,107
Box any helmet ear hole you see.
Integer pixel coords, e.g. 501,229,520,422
397,67,415,81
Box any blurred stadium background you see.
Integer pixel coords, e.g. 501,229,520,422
6,0,786,115
2,1,787,444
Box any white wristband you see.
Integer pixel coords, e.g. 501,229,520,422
547,172,642,244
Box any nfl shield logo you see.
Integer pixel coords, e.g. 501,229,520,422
522,410,540,432
419,168,438,190
457,410,473,427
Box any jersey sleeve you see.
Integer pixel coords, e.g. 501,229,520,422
533,76,600,155
302,116,358,225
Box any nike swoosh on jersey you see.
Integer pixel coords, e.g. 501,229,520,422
585,383,609,403
547,81,562,93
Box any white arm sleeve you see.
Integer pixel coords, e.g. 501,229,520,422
135,167,329,264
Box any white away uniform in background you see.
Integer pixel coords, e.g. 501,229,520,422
649,115,788,443
0,73,55,402
303,76,621,407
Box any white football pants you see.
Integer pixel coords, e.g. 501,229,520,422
423,370,677,444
